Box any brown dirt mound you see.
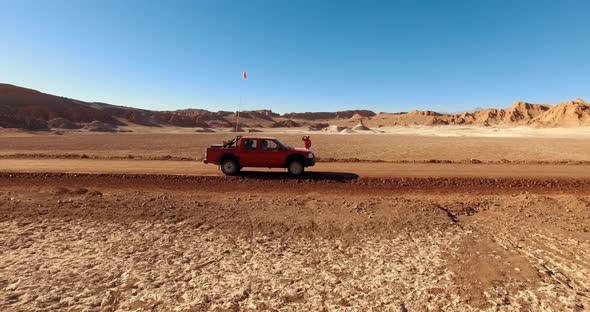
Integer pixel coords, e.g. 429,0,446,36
308,122,330,131
47,117,81,129
270,120,301,128
352,120,370,130
424,117,448,126
323,125,349,133
206,119,233,128
83,121,117,132
532,100,590,126
505,101,550,122
350,113,366,120
237,109,278,121
408,110,442,117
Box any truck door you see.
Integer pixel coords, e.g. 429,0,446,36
239,139,260,167
260,139,285,167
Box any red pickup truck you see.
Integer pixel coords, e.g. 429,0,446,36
204,136,315,176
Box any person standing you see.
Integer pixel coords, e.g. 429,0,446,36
302,136,311,149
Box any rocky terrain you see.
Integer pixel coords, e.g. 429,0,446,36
1,83,589,131
1,173,589,311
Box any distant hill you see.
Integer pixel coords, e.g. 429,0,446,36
0,84,284,130
282,110,376,120
366,100,588,128
0,84,121,130
0,83,588,130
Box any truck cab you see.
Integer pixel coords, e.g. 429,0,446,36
204,136,315,176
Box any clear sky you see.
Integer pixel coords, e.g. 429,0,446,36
1,0,588,114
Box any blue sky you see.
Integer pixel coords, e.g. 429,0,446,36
1,0,588,114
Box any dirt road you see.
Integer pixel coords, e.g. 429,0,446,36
3,158,590,179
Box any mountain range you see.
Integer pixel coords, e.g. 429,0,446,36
0,83,588,131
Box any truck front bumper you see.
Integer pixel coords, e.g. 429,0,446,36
305,158,316,167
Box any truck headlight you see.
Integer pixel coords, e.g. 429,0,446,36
307,152,314,158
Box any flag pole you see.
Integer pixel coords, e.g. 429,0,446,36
235,96,241,133
236,71,247,134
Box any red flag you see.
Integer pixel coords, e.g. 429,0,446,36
242,71,247,79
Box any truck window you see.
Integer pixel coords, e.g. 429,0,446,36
261,139,279,151
244,139,257,150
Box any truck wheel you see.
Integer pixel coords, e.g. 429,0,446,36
288,160,304,176
221,159,240,175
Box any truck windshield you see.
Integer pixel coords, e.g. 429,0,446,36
275,139,290,150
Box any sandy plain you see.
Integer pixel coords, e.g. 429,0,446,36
2,126,590,163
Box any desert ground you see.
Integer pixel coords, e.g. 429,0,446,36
2,127,590,163
1,128,590,311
